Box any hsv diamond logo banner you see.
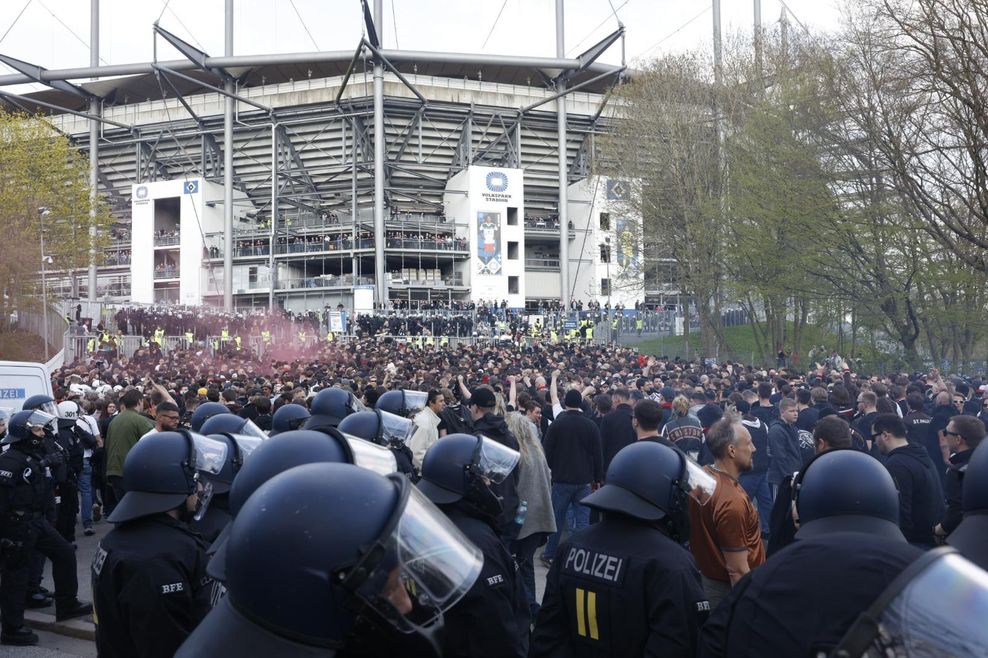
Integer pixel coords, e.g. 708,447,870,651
485,171,508,193
183,180,200,194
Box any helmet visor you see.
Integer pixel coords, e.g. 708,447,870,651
476,435,520,484
380,410,415,445
348,393,368,415
193,480,214,522
191,432,229,476
238,419,269,440
344,434,399,475
351,484,482,633
684,457,717,505
863,552,988,657
226,433,267,462
24,410,57,432
402,390,429,414
35,400,59,419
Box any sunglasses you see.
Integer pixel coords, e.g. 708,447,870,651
944,430,962,438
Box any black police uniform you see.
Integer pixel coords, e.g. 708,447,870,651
55,422,96,542
189,495,231,546
440,503,529,658
531,514,708,657
92,514,212,658
697,532,922,657
0,443,80,631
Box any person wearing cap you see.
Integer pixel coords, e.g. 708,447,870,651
531,441,710,657
467,386,522,537
92,431,219,658
541,388,604,567
697,449,926,658
688,415,765,609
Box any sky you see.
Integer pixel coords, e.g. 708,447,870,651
0,0,847,93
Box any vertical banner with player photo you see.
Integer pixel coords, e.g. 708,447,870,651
615,217,639,272
476,211,502,275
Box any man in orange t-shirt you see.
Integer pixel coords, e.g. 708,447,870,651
689,415,766,608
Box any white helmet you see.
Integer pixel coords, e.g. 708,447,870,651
57,400,80,420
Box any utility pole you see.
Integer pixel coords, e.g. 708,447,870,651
373,0,387,308
223,0,234,310
556,0,570,311
87,0,99,301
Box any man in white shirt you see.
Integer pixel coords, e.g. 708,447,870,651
409,390,445,472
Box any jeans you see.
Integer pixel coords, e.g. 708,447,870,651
79,459,93,528
542,483,591,560
739,470,772,535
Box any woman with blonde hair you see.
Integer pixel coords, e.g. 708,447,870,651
505,409,556,619
661,394,704,461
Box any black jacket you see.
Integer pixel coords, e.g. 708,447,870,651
883,442,945,546
927,405,954,485
903,410,931,446
472,412,521,537
92,514,212,658
0,443,53,523
531,514,708,658
767,421,801,486
440,503,529,658
698,533,922,658
942,448,974,535
599,404,635,474
543,410,603,485
795,406,819,433
188,496,232,546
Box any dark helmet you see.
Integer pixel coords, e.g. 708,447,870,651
179,463,482,655
23,394,58,418
2,409,56,446
270,403,310,436
583,440,715,520
376,390,428,417
306,387,361,428
203,432,269,495
417,433,519,505
793,449,903,541
200,413,267,440
337,410,413,447
947,440,988,569
108,431,228,524
191,402,232,432
208,429,396,581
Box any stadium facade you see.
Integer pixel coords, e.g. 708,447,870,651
1,3,672,316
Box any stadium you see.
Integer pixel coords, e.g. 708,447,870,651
0,0,663,319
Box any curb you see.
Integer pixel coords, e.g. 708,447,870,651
24,610,96,642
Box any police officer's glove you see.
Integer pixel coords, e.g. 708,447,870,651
0,537,22,561
45,451,65,467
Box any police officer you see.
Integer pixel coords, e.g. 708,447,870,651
697,449,924,657
947,439,988,569
304,387,364,430
531,440,712,657
176,462,482,657
54,401,98,543
0,410,92,647
338,410,416,477
417,433,529,657
92,431,224,657
190,402,231,433
269,402,310,436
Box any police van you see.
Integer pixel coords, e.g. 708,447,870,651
0,361,53,414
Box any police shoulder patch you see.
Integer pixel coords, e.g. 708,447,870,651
562,546,627,586
92,546,108,577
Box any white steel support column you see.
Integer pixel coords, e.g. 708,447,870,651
268,123,277,311
373,0,387,307
87,0,99,299
223,0,235,310
556,0,570,309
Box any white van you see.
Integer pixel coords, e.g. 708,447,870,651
0,361,53,414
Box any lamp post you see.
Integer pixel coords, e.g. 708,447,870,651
38,207,52,362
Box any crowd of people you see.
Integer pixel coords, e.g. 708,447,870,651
2,327,987,653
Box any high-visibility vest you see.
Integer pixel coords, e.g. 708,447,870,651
261,330,271,344
326,332,335,342
425,336,435,346
86,338,96,352
221,328,230,340
440,336,449,346
586,327,594,341
298,331,306,342
185,331,194,344
212,339,219,351
234,335,242,349
550,330,558,343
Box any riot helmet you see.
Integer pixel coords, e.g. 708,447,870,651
793,449,903,541
831,547,988,657
338,410,414,448
21,395,58,431
270,403,310,436
417,433,520,515
203,432,270,495
582,440,716,534
200,413,267,441
376,390,428,418
209,428,397,582
947,439,988,569
56,400,80,430
179,463,481,655
307,387,364,428
191,402,232,432
3,409,55,447
108,431,227,524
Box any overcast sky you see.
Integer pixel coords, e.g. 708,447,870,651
0,0,846,93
